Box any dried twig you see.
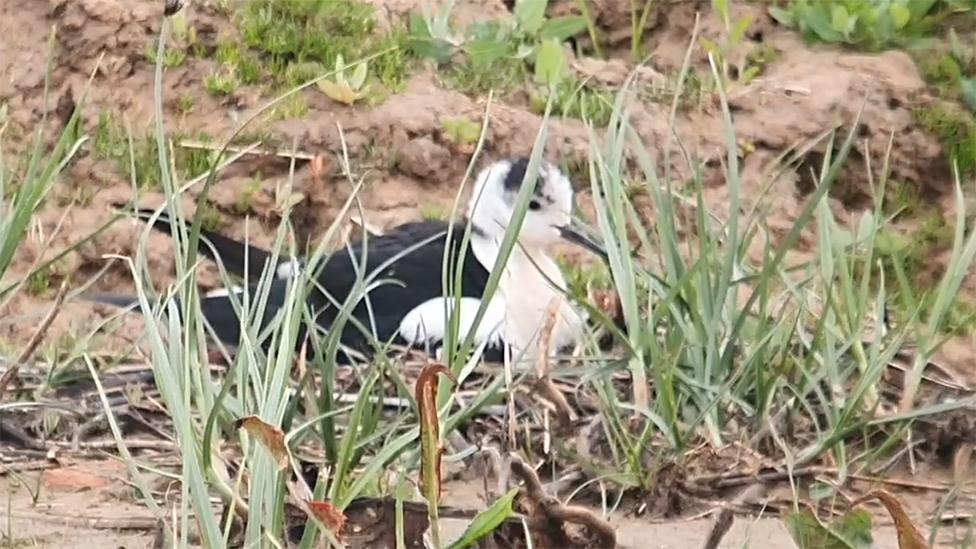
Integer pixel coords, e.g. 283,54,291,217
0,508,161,531
49,439,179,452
509,453,616,547
700,484,766,549
0,459,58,474
178,140,316,161
690,465,830,490
0,419,46,450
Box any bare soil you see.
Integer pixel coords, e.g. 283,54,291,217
2,0,975,547
0,469,917,548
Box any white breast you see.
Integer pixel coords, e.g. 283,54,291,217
497,249,586,360
398,295,507,350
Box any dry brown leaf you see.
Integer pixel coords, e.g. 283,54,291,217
306,500,347,538
236,415,289,471
853,489,929,549
415,363,457,503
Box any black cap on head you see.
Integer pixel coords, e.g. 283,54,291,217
502,157,545,196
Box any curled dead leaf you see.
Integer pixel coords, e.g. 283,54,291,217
415,363,457,504
852,490,929,549
236,415,290,471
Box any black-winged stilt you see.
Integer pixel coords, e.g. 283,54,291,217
88,157,608,363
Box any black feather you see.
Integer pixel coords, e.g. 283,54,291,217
98,213,506,363
130,207,299,284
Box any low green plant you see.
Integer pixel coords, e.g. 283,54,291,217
214,39,263,86
197,201,224,232
528,38,614,125
176,95,195,116
204,69,239,96
144,9,199,67
444,57,528,94
419,201,449,220
145,42,187,68
26,264,57,296
316,54,370,105
530,79,614,126
234,176,262,215
409,0,588,96
272,93,310,119
441,116,481,152
702,0,778,85
917,27,976,110
769,0,973,51
914,100,976,175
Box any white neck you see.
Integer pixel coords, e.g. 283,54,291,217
469,231,585,361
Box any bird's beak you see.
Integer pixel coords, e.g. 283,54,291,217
557,222,609,261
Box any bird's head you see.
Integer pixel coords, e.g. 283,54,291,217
467,157,603,255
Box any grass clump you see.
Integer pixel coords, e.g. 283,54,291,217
235,0,415,93
197,200,224,232
0,31,89,305
25,263,61,297
92,110,215,188
419,201,449,220
444,57,528,96
916,28,976,108
204,68,240,96
914,100,976,175
233,176,263,215
440,116,481,153
529,80,614,127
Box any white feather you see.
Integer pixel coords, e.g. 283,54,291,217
205,285,245,298
398,296,506,348
276,258,303,279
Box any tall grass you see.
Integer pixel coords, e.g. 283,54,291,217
0,31,96,306
576,32,976,500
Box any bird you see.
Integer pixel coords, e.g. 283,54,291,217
86,157,611,364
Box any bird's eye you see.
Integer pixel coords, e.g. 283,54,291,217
528,200,541,211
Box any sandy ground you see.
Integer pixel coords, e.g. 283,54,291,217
1,468,933,549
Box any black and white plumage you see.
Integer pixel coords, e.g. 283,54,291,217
89,157,607,363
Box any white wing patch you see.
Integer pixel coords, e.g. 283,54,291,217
398,296,506,348
205,285,244,298
276,258,303,279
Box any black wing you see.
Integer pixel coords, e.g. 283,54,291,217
198,220,492,356
130,207,298,283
